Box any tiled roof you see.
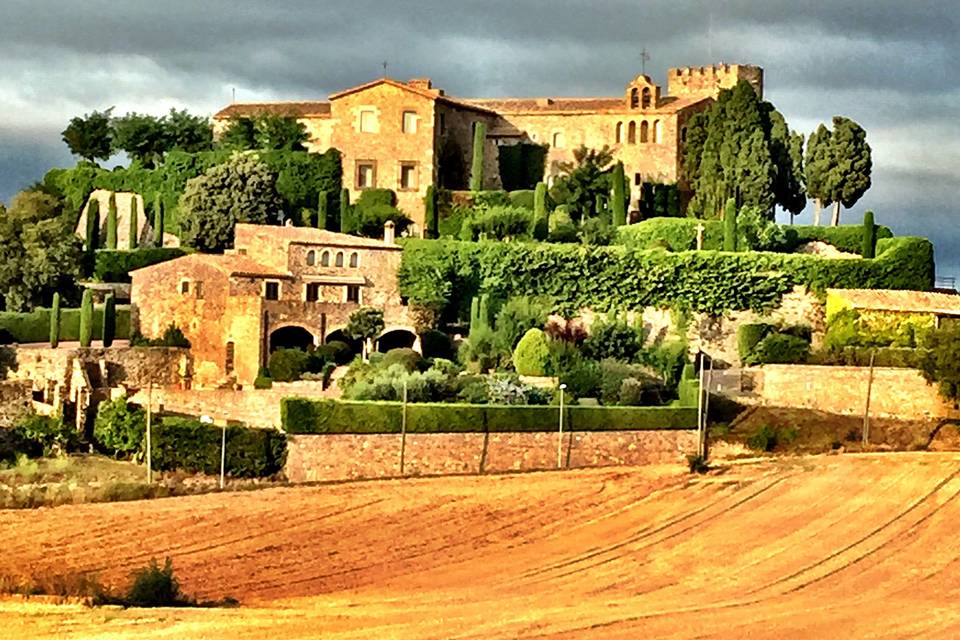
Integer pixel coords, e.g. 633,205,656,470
128,252,289,279
213,101,331,120
234,223,402,251
829,288,960,316
460,94,708,115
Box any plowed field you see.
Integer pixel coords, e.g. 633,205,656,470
4,453,960,638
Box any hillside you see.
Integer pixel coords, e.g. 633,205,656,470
3,454,960,638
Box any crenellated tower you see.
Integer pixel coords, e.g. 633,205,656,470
666,63,763,100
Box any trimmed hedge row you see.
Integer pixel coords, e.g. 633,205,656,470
281,398,698,434
94,248,189,282
152,417,286,477
398,235,934,317
0,305,131,344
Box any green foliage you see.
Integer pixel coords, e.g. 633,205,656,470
639,182,682,218
49,293,60,348
268,348,311,382
918,323,960,401
494,296,550,352
547,206,578,243
532,182,549,241
165,109,214,153
61,109,114,163
805,117,873,224
253,371,273,389
460,205,533,241
751,333,810,364
470,122,487,191
550,146,616,221
746,424,798,452
316,189,329,229
178,153,284,252
79,290,93,347
105,193,118,249
346,307,385,344
102,294,116,347
578,217,616,246
85,198,100,254
497,143,547,190
611,161,626,227
217,117,257,151
420,330,455,360
125,558,190,608
152,194,164,245
737,323,775,364
281,398,697,434
356,204,411,239
557,358,602,398
112,112,171,169
381,348,424,372
131,323,190,348
512,328,551,376
862,210,877,259
722,198,737,252
11,414,79,458
424,185,438,239
508,190,536,210
0,305,131,344
253,115,308,151
584,316,644,362
339,188,353,233
93,398,145,457
128,195,139,249
151,417,286,477
266,148,342,217
94,248,188,283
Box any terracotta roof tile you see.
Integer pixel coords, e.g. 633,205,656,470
234,224,401,251
829,288,960,316
128,252,289,279
459,94,708,115
213,102,331,120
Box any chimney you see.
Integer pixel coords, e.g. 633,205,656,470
408,78,433,91
383,220,396,244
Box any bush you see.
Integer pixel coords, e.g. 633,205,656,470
584,317,643,362
578,217,616,246
0,305,132,345
12,414,78,457
460,205,533,241
151,417,286,477
94,398,146,457
420,330,455,361
737,323,775,365
356,188,396,209
598,360,663,406
94,248,188,282
745,424,798,452
918,322,960,401
131,323,190,348
268,348,310,382
513,328,551,376
494,296,550,352
508,190,536,209
557,358,602,398
751,333,810,365
618,378,647,406
125,558,190,607
547,207,578,243
357,203,411,238
323,340,353,366
381,348,424,372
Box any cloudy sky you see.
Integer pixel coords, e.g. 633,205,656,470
2,1,957,277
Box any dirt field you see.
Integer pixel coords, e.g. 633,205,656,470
4,453,960,638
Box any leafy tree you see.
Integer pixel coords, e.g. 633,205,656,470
768,110,806,221
152,194,164,247
550,145,615,221
611,161,626,227
827,116,872,226
357,204,411,238
217,117,257,150
85,198,100,255
254,115,308,151
79,289,93,347
112,112,169,168
61,108,114,163
94,398,145,457
469,122,487,191
345,307,385,360
339,188,353,233
178,153,284,252
165,108,213,152
919,323,960,402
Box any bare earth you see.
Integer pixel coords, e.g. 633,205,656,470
3,453,960,639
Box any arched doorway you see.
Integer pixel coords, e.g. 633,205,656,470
325,329,363,358
269,326,315,352
377,329,418,353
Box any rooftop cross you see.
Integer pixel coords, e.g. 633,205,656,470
640,48,651,75
382,60,388,76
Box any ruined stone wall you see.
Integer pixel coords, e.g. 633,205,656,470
285,429,697,483
7,347,188,391
0,381,31,428
754,365,958,420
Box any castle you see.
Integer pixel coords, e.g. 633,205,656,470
214,63,763,233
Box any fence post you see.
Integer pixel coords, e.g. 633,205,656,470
399,380,408,475
862,351,876,447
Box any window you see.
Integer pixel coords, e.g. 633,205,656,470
642,87,652,109
321,251,330,267
225,342,235,375
179,280,190,295
349,252,359,268
552,131,565,149
615,122,623,144
335,252,344,267
359,109,377,133
399,162,418,190
356,161,376,189
630,87,639,109
640,121,649,143
264,281,280,301
402,110,417,133
628,121,636,144
634,173,642,186
306,250,316,266
654,120,662,144
194,281,204,300
305,282,321,302
346,284,361,303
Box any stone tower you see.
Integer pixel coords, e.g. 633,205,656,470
666,64,764,100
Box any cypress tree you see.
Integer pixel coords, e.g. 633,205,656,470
153,194,164,247
861,210,877,259
611,161,627,227
102,293,116,347
424,185,438,239
85,199,100,253
49,292,61,348
804,124,833,226
317,190,328,230
340,188,353,233
533,182,549,240
828,116,872,226
106,192,118,249
478,294,490,330
79,290,93,348
469,297,480,332
723,198,738,252
129,195,139,249
469,122,486,192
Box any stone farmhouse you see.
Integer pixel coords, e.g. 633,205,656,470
214,63,763,232
130,223,412,387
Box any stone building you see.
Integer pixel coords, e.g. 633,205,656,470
130,223,413,387
214,63,762,232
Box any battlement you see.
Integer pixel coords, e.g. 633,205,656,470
667,63,763,100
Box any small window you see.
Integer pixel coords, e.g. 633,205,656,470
349,252,359,268
264,281,280,301
628,121,636,144
346,284,361,303
635,173,642,186
630,87,639,109
179,280,190,295
194,281,204,300
640,121,649,143
642,87,652,109
305,283,321,302
615,122,623,144
552,131,565,149
321,251,330,267
399,162,417,190
402,111,417,134
335,252,344,267
357,162,376,189
306,250,316,266
359,109,376,133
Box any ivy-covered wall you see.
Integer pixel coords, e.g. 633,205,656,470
399,235,934,320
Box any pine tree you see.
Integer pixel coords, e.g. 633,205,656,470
423,185,438,239
317,190,328,229
85,198,100,254
533,182,549,240
49,292,61,348
79,289,93,348
153,194,164,247
723,198,738,252
102,293,116,347
469,122,486,192
861,210,877,259
106,192,118,249
129,195,139,249
611,161,626,227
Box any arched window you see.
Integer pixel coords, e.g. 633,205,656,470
641,87,652,109
349,252,359,268
321,251,330,267
306,250,316,266
615,122,623,144
627,121,636,144
335,251,344,267
552,131,565,149
630,87,639,109
640,121,649,143
653,120,662,144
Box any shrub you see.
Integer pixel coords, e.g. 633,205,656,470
151,417,286,477
420,330,455,360
357,204,411,238
687,453,709,474
79,290,93,347
745,424,798,452
49,293,60,348
494,296,550,352
737,323,775,365
125,558,189,607
12,414,78,457
557,358,602,398
324,340,354,366
94,398,146,457
723,198,737,252
532,182,549,241
381,347,424,372
618,378,646,406
512,328,551,376
547,207,578,243
268,348,310,382
131,323,190,348
611,161,626,227
584,317,643,362
862,210,877,258
578,217,616,246
598,360,662,406
424,185,438,238
918,322,960,401
459,205,533,241
751,333,810,365
94,248,188,282
469,122,486,191
507,190,536,209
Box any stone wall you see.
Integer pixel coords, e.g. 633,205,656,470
754,364,959,420
7,346,188,391
0,381,31,428
285,429,697,483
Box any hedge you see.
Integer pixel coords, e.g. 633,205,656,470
94,248,189,282
281,398,698,434
0,305,131,344
151,417,286,477
398,235,934,319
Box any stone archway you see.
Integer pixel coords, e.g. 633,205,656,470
376,328,418,353
269,325,315,352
